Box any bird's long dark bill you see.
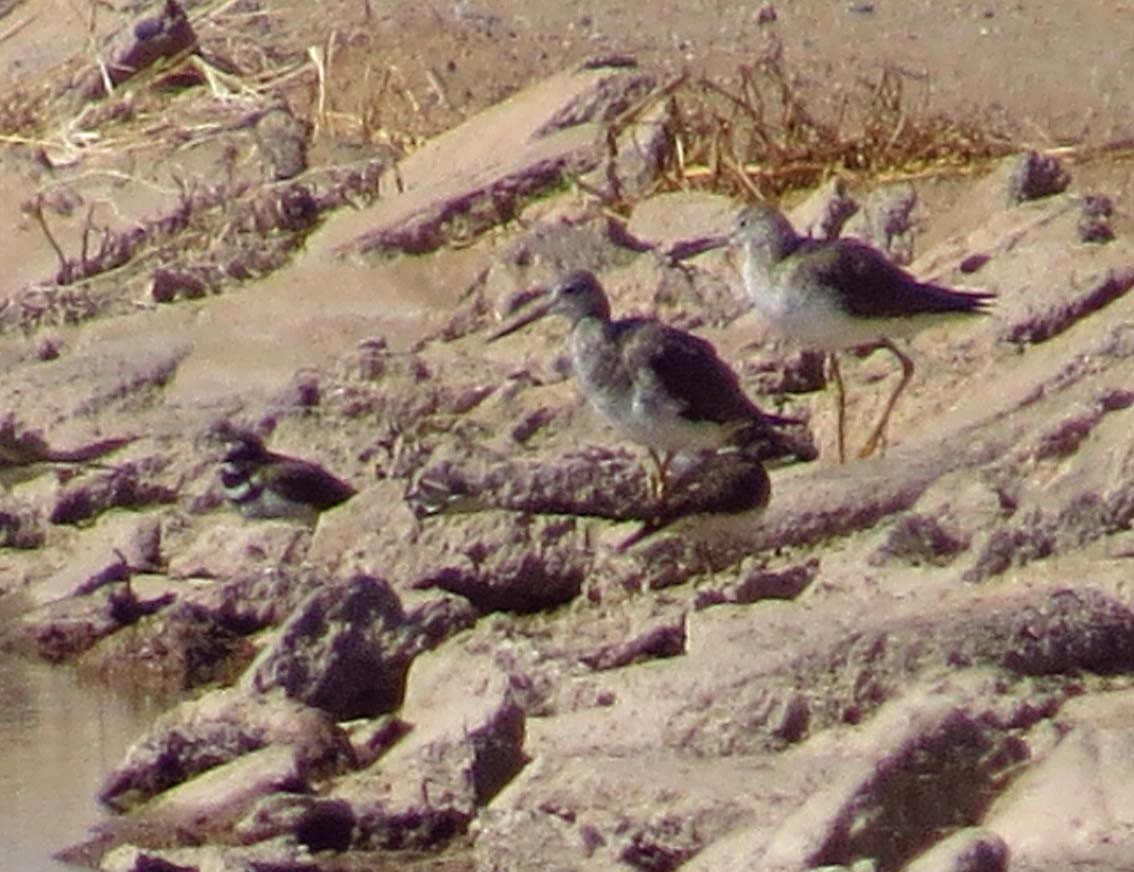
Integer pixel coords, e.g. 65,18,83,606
486,295,554,341
670,233,730,260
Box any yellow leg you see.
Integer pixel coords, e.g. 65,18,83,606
859,338,914,459
829,353,847,464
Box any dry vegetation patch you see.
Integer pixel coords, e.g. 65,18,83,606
602,42,1018,211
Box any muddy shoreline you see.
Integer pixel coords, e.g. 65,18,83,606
3,2,1134,871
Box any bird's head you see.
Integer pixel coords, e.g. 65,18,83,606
545,270,611,321
488,269,611,341
210,422,270,464
730,203,801,264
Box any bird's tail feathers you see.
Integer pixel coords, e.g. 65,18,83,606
919,282,996,314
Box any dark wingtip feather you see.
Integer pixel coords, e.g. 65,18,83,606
919,283,996,314
314,475,357,510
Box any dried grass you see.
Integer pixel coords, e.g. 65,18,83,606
606,43,1019,207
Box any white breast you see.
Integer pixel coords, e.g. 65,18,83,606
743,260,890,351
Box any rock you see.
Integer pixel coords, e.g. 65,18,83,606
0,494,43,548
151,268,207,303
99,687,353,812
618,814,710,870
479,205,647,314
984,689,1134,867
410,513,589,613
1078,193,1115,243
76,597,253,695
1006,150,1070,204
24,513,162,607
741,347,827,395
958,252,991,273
693,558,819,607
1,580,173,663
261,184,320,233
578,613,685,669
402,589,480,653
473,804,627,872
50,458,177,525
998,263,1134,346
343,715,410,769
0,338,187,426
0,414,60,465
474,747,757,872
869,512,969,567
903,827,1008,872
668,587,1134,756
236,793,355,851
177,565,319,632
81,0,199,99
789,177,857,241
580,96,673,202
336,63,655,257
841,182,917,263
332,643,526,850
99,846,199,872
115,745,306,837
873,469,1003,571
241,574,419,718
166,521,311,580
254,107,310,181
759,689,1014,871
96,841,318,872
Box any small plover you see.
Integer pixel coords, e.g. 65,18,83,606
216,426,355,522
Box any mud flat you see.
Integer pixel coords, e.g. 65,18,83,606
2,1,1134,871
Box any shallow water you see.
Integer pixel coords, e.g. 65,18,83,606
0,656,163,871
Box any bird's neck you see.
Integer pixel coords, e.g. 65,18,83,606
569,315,619,380
741,232,801,294
739,245,776,299
756,229,801,266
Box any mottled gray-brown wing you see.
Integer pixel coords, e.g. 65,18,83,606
787,239,994,319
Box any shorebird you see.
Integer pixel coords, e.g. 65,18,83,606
617,442,772,550
487,270,814,499
215,425,355,522
730,202,994,461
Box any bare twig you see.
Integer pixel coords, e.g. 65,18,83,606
28,195,71,281
0,12,37,45
308,44,327,132
425,68,451,111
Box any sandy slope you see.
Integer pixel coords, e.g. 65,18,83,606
2,2,1134,871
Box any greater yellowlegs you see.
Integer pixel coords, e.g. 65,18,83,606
730,203,993,461
215,425,355,521
488,270,814,498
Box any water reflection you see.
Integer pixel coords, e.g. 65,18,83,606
0,656,163,871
